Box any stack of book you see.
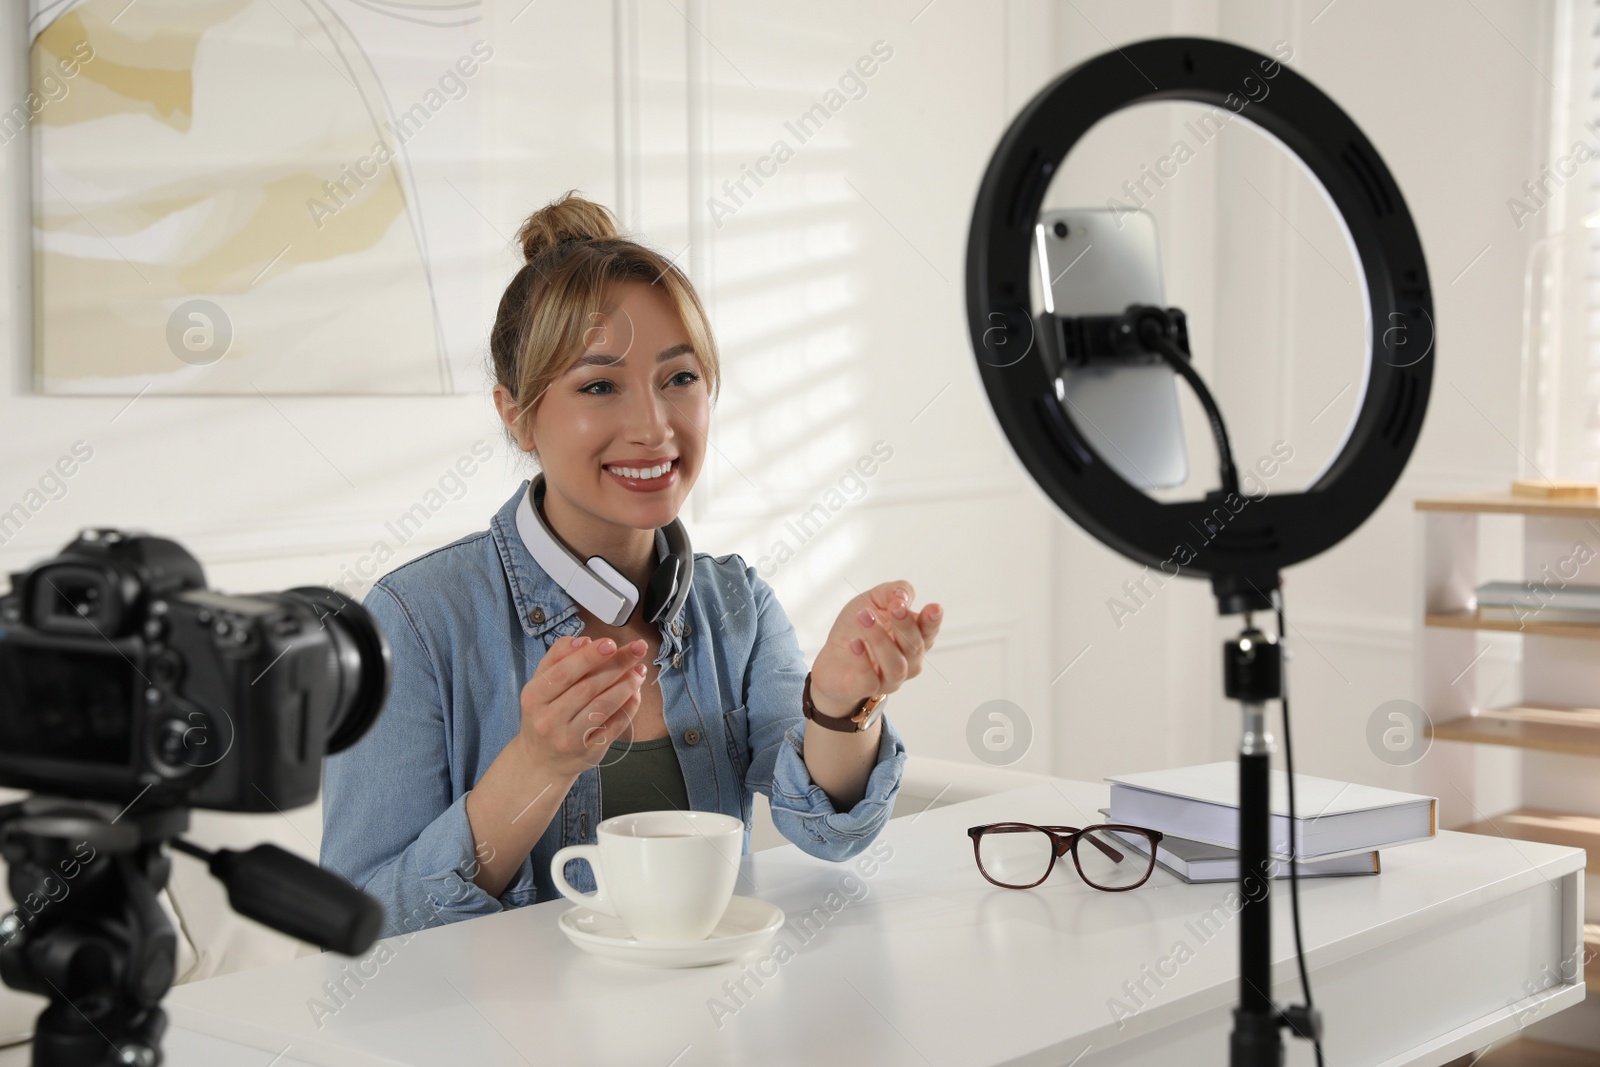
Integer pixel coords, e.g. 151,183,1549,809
1102,762,1438,884
1474,580,1600,627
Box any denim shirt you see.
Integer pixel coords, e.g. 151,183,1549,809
320,479,908,937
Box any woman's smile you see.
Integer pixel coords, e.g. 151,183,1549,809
603,456,681,492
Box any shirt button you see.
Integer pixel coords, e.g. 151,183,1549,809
530,607,544,624
672,652,682,668
671,621,681,636
684,728,701,745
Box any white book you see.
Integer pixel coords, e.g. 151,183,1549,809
1475,580,1600,613
1477,604,1600,626
1105,761,1437,860
1098,820,1379,884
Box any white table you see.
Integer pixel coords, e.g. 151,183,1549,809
11,778,1584,1067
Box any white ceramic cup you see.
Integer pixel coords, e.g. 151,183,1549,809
550,810,743,941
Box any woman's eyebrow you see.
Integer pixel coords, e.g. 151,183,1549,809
568,343,695,372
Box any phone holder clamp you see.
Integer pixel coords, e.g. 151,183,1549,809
1039,303,1190,375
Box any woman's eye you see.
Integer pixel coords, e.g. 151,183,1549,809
580,371,701,396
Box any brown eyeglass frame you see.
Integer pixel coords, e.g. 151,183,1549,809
966,822,1164,892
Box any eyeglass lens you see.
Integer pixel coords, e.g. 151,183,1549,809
1074,827,1153,890
975,826,1055,888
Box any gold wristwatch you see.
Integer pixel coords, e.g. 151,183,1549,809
802,671,888,733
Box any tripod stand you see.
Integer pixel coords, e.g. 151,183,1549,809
1,794,382,1067
0,797,184,1067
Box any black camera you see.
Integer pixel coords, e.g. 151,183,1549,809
0,527,390,810
0,529,389,1066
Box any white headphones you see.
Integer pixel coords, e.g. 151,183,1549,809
514,472,693,628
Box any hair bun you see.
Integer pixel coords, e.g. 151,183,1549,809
517,188,622,263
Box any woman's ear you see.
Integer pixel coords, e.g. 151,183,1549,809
493,384,539,454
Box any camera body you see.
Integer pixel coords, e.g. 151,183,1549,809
0,528,389,811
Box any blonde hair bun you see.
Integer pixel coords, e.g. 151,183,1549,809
516,188,622,263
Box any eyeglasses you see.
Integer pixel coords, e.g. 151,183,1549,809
967,822,1163,891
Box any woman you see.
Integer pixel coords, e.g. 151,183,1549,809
320,190,943,936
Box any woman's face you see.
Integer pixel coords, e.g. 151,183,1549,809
496,280,709,533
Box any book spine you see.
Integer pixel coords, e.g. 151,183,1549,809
1476,584,1600,612
1478,605,1600,624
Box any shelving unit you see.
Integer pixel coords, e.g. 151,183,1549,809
1457,809,1600,871
1430,706,1600,758
1416,491,1600,1029
1424,611,1600,641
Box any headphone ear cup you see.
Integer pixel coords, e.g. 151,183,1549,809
643,554,683,623
647,518,693,626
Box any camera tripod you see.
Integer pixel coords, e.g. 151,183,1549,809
0,794,381,1067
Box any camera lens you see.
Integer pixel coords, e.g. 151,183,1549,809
1053,220,1069,239
277,587,392,754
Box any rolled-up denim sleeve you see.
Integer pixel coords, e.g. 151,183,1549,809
737,561,907,861
320,580,503,937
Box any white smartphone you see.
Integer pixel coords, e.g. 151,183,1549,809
1034,207,1188,489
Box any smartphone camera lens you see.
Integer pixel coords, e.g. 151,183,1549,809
1053,220,1069,239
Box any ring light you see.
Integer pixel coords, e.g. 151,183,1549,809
966,36,1432,612
964,37,1435,1066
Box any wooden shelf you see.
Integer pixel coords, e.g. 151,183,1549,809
1426,611,1600,640
1455,808,1600,874
1417,491,1600,520
1430,704,1600,757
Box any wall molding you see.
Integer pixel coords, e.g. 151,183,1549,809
692,470,1028,525
0,506,493,575
900,752,1056,806
1291,612,1412,650
612,0,642,230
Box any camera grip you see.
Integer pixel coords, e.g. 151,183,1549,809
205,842,383,955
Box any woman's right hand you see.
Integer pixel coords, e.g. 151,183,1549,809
517,634,650,779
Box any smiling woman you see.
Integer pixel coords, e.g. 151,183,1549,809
318,189,928,937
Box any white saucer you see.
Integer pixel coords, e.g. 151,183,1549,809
558,895,785,968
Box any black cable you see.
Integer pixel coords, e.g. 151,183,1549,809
1124,311,1318,1059
1136,316,1240,498
1276,587,1326,1067
169,837,211,861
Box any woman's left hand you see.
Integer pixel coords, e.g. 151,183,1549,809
811,581,942,710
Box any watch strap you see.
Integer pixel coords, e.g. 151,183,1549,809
802,671,885,733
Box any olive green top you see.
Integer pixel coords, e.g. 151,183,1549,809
598,734,691,821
